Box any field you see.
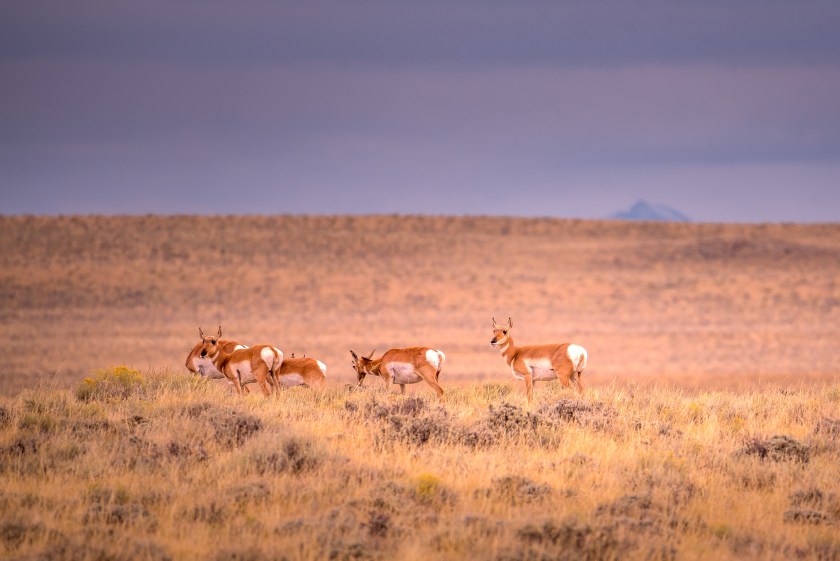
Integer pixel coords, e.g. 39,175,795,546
1,215,839,560
0,371,838,560
1,215,839,392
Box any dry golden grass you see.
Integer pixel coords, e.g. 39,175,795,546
1,369,839,560
2,215,839,558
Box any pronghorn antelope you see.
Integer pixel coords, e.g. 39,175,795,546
197,327,283,396
185,328,246,379
275,356,327,389
490,318,587,405
350,347,445,398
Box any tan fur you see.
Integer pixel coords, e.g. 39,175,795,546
490,317,586,405
196,327,283,397
275,357,327,389
185,339,242,377
351,347,445,399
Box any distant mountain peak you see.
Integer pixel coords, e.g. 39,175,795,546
610,200,691,222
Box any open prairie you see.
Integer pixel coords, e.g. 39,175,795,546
1,215,839,393
1,215,840,560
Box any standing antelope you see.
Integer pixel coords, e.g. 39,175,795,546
275,356,327,389
490,318,587,405
185,328,247,379
350,347,445,398
198,326,283,396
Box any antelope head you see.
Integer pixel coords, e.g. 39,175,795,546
350,348,376,385
490,317,513,347
198,325,223,359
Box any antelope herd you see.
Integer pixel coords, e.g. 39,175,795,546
186,319,587,404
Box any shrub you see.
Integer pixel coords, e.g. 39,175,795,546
75,366,145,402
251,437,320,475
783,509,833,525
210,411,263,448
387,411,452,446
513,517,622,561
460,403,547,448
478,475,552,505
538,399,619,432
180,403,263,448
735,434,810,463
415,473,442,503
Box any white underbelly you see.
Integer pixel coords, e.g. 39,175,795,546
388,362,422,384
531,367,557,381
525,358,557,381
231,360,257,384
278,373,305,387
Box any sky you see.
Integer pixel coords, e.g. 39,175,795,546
2,0,840,222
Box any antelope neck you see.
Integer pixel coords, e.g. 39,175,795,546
367,358,384,376
497,335,516,365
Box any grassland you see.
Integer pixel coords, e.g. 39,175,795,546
1,214,839,559
1,369,838,560
1,215,839,393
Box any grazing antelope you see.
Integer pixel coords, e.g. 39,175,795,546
185,328,246,379
350,347,445,398
198,326,283,397
275,356,327,389
490,318,587,405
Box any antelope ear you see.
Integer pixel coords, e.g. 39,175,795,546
366,348,376,359
199,326,205,339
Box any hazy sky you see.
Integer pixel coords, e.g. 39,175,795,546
2,0,840,222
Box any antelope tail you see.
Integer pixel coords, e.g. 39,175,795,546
576,348,588,374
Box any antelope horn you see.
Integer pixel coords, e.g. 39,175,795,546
199,326,205,339
216,325,222,339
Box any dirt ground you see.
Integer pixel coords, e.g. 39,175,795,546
1,215,838,394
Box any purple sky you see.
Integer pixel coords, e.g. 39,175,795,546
2,1,840,222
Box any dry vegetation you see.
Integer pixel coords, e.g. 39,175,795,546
1,215,839,393
1,214,839,559
1,370,839,560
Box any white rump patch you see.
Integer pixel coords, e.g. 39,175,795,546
425,349,441,370
278,373,305,387
567,345,588,372
387,362,422,384
316,360,327,375
260,347,281,369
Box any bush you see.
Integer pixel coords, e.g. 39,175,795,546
415,473,442,504
735,434,810,463
75,366,145,402
251,438,320,475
